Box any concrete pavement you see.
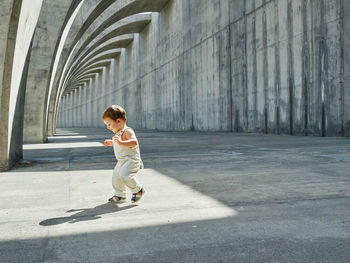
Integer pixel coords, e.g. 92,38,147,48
1,128,350,262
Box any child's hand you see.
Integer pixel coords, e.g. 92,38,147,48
104,140,113,147
113,135,121,145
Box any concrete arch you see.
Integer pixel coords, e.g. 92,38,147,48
72,69,105,84
65,63,112,94
66,13,151,78
60,13,153,106
66,34,134,81
0,0,43,170
65,49,121,86
0,0,22,170
61,50,120,97
76,72,103,82
48,0,170,136
67,60,112,88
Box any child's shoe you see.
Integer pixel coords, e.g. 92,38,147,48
108,195,126,203
131,188,145,203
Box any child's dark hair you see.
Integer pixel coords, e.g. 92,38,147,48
102,105,126,121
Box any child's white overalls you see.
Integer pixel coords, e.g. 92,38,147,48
112,126,143,198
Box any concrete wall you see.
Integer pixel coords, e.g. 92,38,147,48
0,0,42,171
57,0,347,137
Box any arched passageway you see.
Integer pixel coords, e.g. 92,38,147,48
1,2,350,262
1,0,350,170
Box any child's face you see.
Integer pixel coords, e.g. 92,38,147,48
103,117,122,133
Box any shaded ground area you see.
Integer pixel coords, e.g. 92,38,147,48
1,128,350,262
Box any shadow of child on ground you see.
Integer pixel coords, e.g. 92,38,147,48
39,202,136,226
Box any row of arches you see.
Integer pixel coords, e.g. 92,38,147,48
1,0,349,170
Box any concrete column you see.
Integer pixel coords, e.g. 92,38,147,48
96,71,103,127
99,70,105,127
82,82,87,127
85,80,89,127
66,93,70,127
59,98,63,128
57,96,62,127
65,95,69,127
80,85,84,127
63,95,67,127
0,0,43,171
71,91,75,127
56,98,60,127
91,77,96,127
77,86,82,127
72,90,76,127
62,95,66,127
66,93,69,127
71,90,75,127
78,86,82,127
69,91,74,127
74,88,79,127
97,71,103,127
60,96,63,127
99,67,108,127
84,82,87,127
56,98,60,128
344,0,350,136
115,57,122,107
87,78,94,127
138,12,160,129
61,95,66,127
76,88,79,127
119,48,130,119
92,74,99,127
73,89,78,127
108,59,116,106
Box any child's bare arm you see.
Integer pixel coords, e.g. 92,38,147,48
104,139,113,147
114,129,138,148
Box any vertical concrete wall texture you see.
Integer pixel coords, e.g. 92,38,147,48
0,0,43,170
344,0,350,136
57,0,347,137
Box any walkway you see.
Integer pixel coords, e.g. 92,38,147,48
1,128,350,262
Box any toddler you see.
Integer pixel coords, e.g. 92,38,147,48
102,105,144,203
